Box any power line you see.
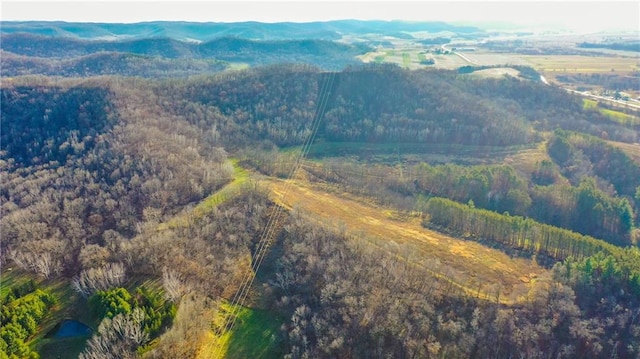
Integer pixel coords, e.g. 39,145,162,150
207,71,335,359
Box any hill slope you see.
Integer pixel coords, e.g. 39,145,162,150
0,20,483,41
0,33,369,73
265,172,544,299
2,63,640,358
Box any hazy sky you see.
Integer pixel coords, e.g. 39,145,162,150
2,1,639,32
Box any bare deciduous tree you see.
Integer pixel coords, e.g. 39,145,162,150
9,247,63,279
80,307,148,359
144,294,211,359
162,267,188,303
72,262,126,298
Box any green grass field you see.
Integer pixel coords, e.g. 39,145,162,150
38,336,90,359
402,52,411,67
160,160,249,230
583,99,640,125
192,160,249,216
374,54,387,63
210,301,284,359
0,269,30,299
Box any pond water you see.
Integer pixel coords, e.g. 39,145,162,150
54,319,92,338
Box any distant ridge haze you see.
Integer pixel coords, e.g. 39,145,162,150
2,1,638,32
0,20,483,41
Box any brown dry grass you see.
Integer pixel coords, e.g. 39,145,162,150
607,140,640,165
502,140,572,186
261,172,545,302
503,143,547,174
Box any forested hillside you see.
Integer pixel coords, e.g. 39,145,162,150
1,79,234,277
2,62,640,358
0,20,482,41
162,64,638,147
1,50,229,78
0,33,369,76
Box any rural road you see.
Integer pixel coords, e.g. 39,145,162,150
441,44,480,65
453,51,479,65
565,88,640,111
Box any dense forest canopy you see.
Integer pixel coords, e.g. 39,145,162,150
159,64,638,149
1,58,640,358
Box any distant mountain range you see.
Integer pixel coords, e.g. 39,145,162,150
0,33,370,73
0,20,484,76
0,20,483,41
1,32,370,58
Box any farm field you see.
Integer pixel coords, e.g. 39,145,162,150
359,48,469,69
453,51,531,67
360,45,640,84
583,98,640,125
302,141,534,165
518,54,640,74
467,66,521,79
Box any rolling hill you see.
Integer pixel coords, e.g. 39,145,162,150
1,52,639,358
0,20,483,41
0,33,370,74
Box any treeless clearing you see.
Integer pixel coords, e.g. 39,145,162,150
519,55,640,74
607,140,640,165
502,140,574,185
359,49,470,69
459,52,531,67
261,172,545,301
430,53,471,69
468,67,521,79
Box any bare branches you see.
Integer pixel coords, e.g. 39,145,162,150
8,244,64,279
72,262,127,298
162,267,188,303
80,308,148,359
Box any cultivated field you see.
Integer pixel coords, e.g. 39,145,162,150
468,67,522,79
358,44,640,86
519,54,640,74
451,51,531,67
359,48,471,69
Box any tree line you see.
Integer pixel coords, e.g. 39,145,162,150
420,196,619,261
261,150,636,246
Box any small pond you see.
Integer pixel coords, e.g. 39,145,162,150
52,319,92,338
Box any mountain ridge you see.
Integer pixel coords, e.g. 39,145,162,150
0,19,483,41
0,33,369,72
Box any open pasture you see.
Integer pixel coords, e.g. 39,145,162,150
519,54,640,74
359,48,468,69
468,67,521,79
452,51,531,67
